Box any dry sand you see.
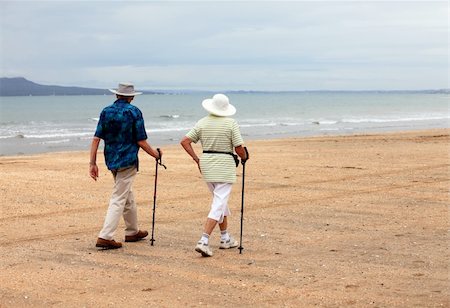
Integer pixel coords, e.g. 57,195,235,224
0,129,449,307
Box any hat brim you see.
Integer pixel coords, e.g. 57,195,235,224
202,99,236,117
109,89,142,96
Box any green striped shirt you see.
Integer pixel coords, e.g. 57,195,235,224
186,115,244,183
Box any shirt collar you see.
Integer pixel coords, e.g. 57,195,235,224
114,98,130,104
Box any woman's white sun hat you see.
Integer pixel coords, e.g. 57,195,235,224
202,93,236,117
109,82,142,96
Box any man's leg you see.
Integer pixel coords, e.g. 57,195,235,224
123,189,139,236
98,167,137,240
122,188,148,242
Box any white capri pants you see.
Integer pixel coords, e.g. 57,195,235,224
207,182,233,223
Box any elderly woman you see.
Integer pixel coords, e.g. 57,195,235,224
181,94,248,257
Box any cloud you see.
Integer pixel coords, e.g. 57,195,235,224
0,1,448,90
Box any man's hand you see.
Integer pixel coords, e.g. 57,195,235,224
156,148,163,160
89,137,101,181
89,164,99,181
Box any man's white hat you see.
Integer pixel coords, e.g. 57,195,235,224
109,82,142,96
202,94,236,117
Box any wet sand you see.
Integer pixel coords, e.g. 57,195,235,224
0,129,448,307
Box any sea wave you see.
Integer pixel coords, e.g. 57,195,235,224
0,114,448,141
159,114,180,119
30,139,71,145
148,126,191,133
311,120,339,125
239,122,277,128
341,115,449,124
0,134,25,139
0,132,93,139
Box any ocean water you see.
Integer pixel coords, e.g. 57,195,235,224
0,92,448,156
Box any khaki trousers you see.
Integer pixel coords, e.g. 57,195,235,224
98,167,139,240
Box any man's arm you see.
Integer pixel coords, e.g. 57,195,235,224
137,140,161,159
89,137,101,181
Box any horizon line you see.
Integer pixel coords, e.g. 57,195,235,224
1,77,448,94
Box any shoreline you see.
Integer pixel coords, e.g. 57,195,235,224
1,128,449,306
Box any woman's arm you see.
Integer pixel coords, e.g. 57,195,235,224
235,145,248,161
180,136,201,173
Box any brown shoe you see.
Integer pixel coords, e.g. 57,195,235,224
125,230,148,242
96,238,122,249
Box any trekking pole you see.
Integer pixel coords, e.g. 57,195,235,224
238,147,249,254
150,148,166,246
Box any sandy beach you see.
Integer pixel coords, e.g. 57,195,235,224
0,129,448,307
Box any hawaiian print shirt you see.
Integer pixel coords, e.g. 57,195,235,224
94,99,147,170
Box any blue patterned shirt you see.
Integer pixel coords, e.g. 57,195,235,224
94,99,148,170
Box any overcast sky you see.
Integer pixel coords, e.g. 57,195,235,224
0,1,448,91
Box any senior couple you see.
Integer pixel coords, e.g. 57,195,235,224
89,82,248,257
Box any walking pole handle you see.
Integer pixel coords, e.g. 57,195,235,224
156,148,167,169
242,147,249,165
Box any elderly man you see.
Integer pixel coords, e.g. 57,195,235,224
181,93,248,257
89,82,161,249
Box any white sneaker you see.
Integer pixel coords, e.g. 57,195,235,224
195,241,213,257
219,237,239,249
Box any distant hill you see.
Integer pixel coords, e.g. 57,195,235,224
0,77,112,96
2,77,448,96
